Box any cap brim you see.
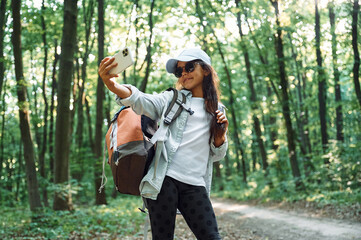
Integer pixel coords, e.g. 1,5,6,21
166,56,199,74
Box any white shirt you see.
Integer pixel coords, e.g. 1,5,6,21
166,97,212,187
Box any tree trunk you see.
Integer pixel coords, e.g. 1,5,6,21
6,136,14,195
270,0,304,190
53,0,78,211
300,61,313,157
267,85,279,151
287,33,314,177
11,0,42,211
239,4,280,152
84,97,95,150
216,41,246,182
15,140,22,201
0,0,5,183
0,77,6,186
75,0,95,152
224,151,231,177
49,39,59,182
75,68,85,150
132,0,139,85
351,0,361,109
328,1,344,142
39,0,49,207
236,0,269,177
0,0,6,98
94,0,107,205
195,0,245,182
139,0,155,92
315,0,329,154
214,161,223,190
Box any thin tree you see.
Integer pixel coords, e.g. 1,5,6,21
285,33,314,177
328,1,344,142
315,0,328,154
0,77,6,189
132,0,140,85
196,0,246,181
0,0,6,183
0,0,6,98
53,0,78,211
270,0,304,190
39,0,49,207
49,39,59,182
238,1,280,151
75,0,95,152
235,0,269,178
11,0,42,212
351,0,361,110
93,0,107,205
139,0,155,92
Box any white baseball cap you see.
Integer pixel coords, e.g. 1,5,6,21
166,48,211,74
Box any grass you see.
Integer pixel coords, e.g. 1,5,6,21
0,195,146,239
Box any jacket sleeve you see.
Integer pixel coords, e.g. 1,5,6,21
210,136,228,162
115,84,172,121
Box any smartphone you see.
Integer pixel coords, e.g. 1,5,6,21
109,47,134,75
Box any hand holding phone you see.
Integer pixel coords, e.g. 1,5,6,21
109,48,134,75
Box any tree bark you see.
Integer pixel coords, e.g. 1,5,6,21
94,0,107,205
11,0,42,211
49,39,59,183
39,0,49,207
315,0,329,154
328,1,344,142
0,0,6,182
15,140,22,201
0,0,6,98
0,77,6,185
270,0,304,190
216,40,246,182
196,0,246,181
287,33,314,177
75,61,85,150
132,0,140,86
75,0,95,151
84,98,94,150
53,0,78,211
238,3,280,151
139,0,155,92
236,0,269,177
351,0,361,110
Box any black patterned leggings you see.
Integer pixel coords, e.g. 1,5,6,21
146,176,222,240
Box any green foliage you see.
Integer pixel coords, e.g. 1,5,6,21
213,138,361,206
0,196,145,239
214,168,361,206
1,0,361,229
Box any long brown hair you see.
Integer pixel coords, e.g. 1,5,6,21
176,60,224,143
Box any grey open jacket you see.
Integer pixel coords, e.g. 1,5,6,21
116,85,228,200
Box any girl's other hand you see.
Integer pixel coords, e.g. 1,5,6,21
214,109,228,147
215,109,229,130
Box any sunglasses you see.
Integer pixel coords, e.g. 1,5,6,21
174,61,201,78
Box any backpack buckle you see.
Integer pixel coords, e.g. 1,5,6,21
164,116,172,125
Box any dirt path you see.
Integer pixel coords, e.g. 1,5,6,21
171,198,361,240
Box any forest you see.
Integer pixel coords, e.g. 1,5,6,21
1,0,360,238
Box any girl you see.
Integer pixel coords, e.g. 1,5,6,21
98,48,228,240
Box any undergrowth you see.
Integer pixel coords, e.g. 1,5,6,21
0,195,145,239
212,171,361,206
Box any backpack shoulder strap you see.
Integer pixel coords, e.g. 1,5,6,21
110,106,129,124
163,87,194,125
